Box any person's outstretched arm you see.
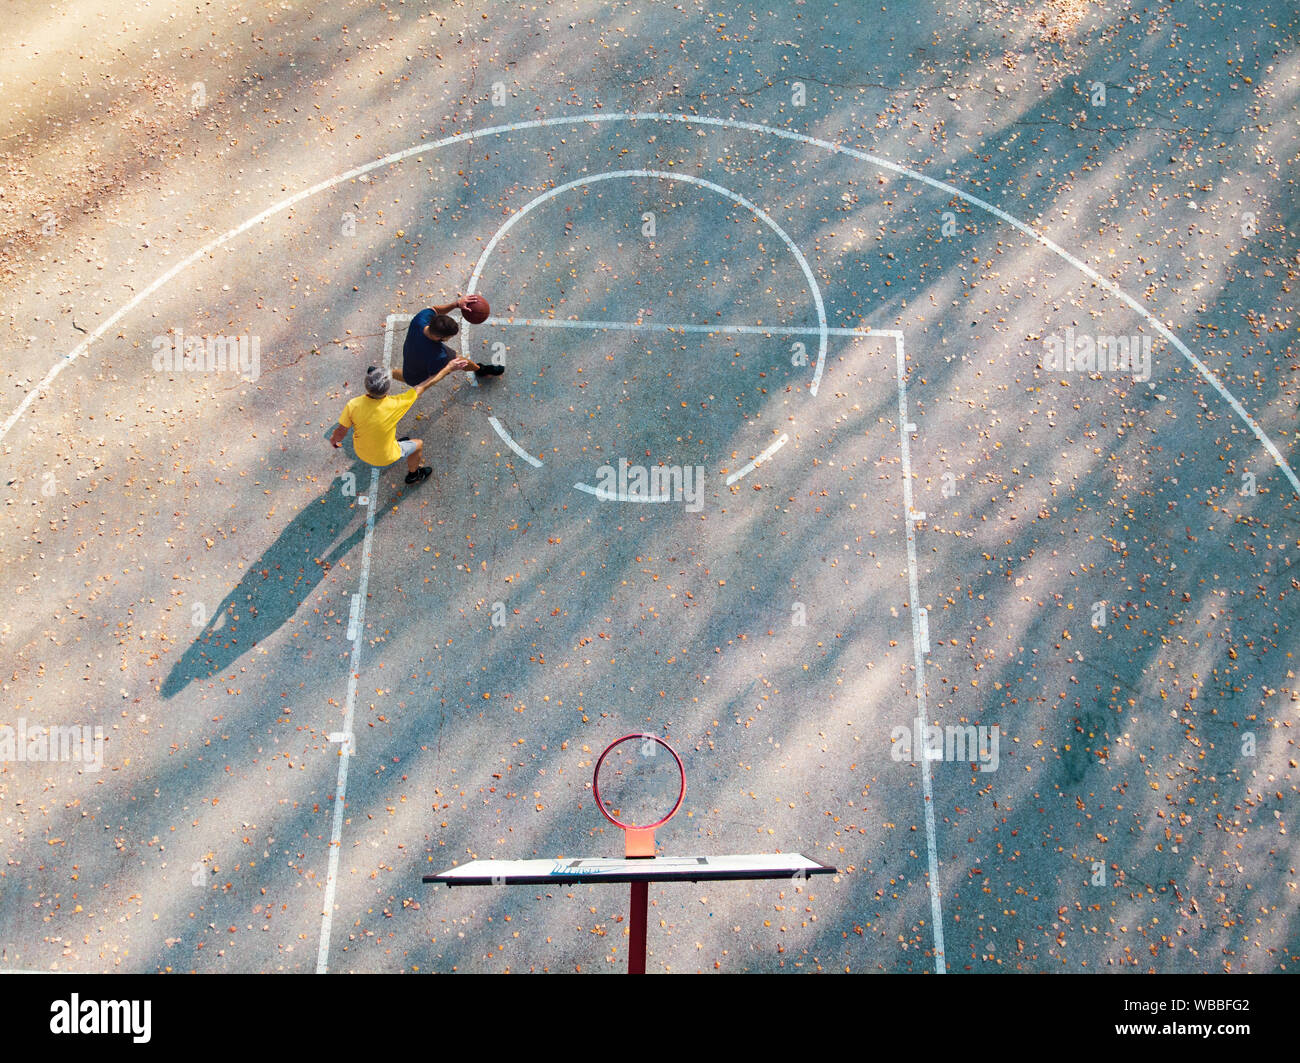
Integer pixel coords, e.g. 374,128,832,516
414,357,471,395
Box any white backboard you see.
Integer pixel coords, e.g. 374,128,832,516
425,853,835,886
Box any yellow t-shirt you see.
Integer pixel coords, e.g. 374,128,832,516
339,389,419,466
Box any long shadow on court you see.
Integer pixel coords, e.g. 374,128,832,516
160,461,397,700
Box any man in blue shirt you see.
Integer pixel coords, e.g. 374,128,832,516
393,296,504,386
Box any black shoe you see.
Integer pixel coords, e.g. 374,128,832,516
404,466,431,485
398,436,411,442
474,364,505,377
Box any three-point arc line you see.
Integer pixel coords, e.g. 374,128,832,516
5,112,1292,501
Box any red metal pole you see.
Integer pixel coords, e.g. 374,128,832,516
628,881,648,974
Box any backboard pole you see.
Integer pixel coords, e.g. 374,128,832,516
628,881,648,975
624,816,654,973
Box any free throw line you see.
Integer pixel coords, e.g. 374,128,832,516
489,317,900,339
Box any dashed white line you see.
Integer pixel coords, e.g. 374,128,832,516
725,433,788,486
487,415,544,467
478,323,890,492
573,482,676,502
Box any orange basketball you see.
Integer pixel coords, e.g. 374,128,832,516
462,293,490,324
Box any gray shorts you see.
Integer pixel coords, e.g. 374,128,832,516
391,438,418,464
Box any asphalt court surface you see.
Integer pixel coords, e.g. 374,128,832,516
0,6,1296,975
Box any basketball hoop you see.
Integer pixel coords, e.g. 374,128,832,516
592,733,685,858
424,730,834,974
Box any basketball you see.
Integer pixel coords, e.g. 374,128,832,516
462,293,490,324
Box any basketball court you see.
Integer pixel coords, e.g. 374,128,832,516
0,4,1296,976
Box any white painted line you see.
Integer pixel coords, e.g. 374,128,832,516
894,334,947,974
918,606,930,654
463,169,830,396
314,316,398,975
488,415,543,467
8,112,1288,500
491,317,895,339
346,593,362,641
327,732,354,751
315,466,376,975
573,482,676,502
725,433,789,486
905,422,918,435
912,510,927,523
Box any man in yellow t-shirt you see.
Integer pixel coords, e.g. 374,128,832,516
329,360,468,485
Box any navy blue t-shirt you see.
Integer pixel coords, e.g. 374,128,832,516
402,309,455,385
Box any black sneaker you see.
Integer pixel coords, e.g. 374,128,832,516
404,466,432,485
474,364,505,377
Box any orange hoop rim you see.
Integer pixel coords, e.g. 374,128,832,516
592,733,685,832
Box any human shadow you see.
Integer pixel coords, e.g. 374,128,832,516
160,462,394,699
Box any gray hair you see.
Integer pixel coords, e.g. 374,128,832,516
364,365,391,398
